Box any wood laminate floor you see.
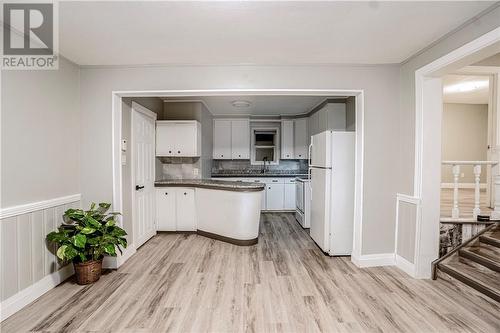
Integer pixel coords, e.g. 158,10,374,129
2,213,499,333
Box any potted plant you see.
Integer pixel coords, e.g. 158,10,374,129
46,202,127,285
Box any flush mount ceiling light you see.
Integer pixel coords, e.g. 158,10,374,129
231,100,251,108
443,79,489,94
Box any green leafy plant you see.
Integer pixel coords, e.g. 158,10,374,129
47,203,127,263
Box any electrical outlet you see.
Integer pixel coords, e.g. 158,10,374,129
461,172,465,178
121,153,127,166
193,168,199,176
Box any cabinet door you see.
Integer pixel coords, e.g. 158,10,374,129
266,183,284,210
174,122,197,157
251,178,266,210
156,188,176,231
156,123,176,156
213,120,231,159
281,120,294,159
176,188,196,231
294,118,308,159
284,183,296,210
231,120,250,159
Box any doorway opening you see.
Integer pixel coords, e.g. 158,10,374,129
110,89,365,269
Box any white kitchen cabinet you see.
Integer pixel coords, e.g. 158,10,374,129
156,187,196,231
213,119,250,159
281,120,294,159
231,119,250,159
156,188,177,231
266,182,284,210
176,188,196,231
284,179,296,210
213,120,232,159
294,118,308,159
156,121,201,157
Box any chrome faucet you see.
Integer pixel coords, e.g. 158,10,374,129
262,157,268,174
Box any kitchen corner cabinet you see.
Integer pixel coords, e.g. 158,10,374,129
281,120,294,159
156,187,196,231
156,120,201,157
213,119,250,160
293,118,308,159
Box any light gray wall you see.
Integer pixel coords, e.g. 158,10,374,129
441,103,488,183
79,64,400,255
121,97,163,240
1,57,81,207
346,96,356,131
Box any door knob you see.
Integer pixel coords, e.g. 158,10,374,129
135,185,145,190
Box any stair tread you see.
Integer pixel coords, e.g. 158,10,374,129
483,229,500,240
439,255,500,291
466,244,500,262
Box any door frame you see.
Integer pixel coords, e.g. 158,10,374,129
111,88,365,266
410,27,500,278
130,102,158,248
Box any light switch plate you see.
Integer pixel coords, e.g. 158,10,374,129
121,139,127,151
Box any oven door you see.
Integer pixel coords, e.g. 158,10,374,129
296,180,304,213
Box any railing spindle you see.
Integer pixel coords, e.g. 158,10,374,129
473,164,481,218
452,164,460,219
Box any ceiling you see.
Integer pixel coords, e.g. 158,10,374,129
164,95,341,116
443,75,490,104
57,1,495,66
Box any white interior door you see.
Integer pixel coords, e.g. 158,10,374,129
310,167,331,252
132,103,157,248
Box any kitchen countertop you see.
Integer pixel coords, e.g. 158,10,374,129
211,172,309,178
154,178,265,192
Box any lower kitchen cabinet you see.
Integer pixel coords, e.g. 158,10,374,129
266,183,285,210
284,181,296,210
156,187,196,231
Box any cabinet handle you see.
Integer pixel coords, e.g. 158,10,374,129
238,155,241,157
165,192,168,195
268,187,271,189
184,192,187,195
298,155,302,157
135,185,144,191
221,154,224,157
169,150,172,153
178,151,181,154
254,180,260,182
272,180,278,182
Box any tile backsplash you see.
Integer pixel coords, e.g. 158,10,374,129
212,159,308,173
157,157,201,179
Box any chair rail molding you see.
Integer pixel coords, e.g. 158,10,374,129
0,194,82,220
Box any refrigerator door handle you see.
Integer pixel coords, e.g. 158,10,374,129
308,142,313,166
308,167,312,201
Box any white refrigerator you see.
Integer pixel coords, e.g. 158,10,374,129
308,131,355,255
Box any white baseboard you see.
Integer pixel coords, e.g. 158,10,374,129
395,254,416,277
440,183,487,189
351,253,395,268
0,264,74,322
102,244,136,269
0,194,81,219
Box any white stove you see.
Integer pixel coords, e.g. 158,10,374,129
295,177,311,228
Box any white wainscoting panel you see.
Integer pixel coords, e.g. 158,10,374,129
395,194,421,277
0,195,81,321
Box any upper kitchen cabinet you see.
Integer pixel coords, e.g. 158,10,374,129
281,120,294,159
213,119,231,159
231,119,250,159
281,118,308,160
294,118,308,159
213,119,250,160
156,120,201,157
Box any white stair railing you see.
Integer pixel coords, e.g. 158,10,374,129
442,161,499,220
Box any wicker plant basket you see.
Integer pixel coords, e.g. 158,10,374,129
74,259,103,285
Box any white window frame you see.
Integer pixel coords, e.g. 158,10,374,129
251,127,280,165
